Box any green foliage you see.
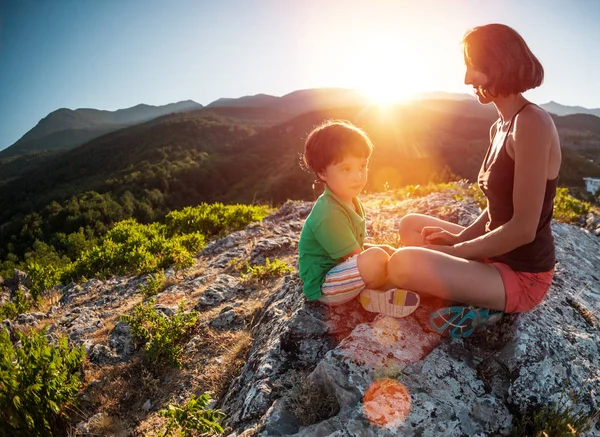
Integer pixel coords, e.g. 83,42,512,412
120,298,198,368
139,270,167,298
396,182,461,199
0,289,32,321
510,391,598,436
65,219,206,281
159,392,225,436
464,183,487,210
553,187,591,223
241,257,293,282
0,327,85,436
165,203,270,238
26,261,64,299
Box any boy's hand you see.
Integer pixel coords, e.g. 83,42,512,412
421,227,460,246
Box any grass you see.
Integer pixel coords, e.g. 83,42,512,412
510,391,600,437
240,257,293,283
286,373,340,427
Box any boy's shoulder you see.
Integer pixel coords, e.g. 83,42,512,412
304,193,361,232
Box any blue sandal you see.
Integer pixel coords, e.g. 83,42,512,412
429,306,503,338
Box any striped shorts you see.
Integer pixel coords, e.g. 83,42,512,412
317,255,365,306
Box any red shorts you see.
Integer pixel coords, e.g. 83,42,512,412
486,260,554,313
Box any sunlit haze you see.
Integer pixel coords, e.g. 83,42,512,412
1,0,599,149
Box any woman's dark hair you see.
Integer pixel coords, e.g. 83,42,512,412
463,23,544,97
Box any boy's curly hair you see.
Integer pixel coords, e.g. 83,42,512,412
301,120,373,181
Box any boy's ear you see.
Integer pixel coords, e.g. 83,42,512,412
316,171,327,183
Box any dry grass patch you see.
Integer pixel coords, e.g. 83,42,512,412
88,317,119,344
155,292,187,307
286,373,340,426
86,413,129,437
36,288,63,313
181,326,253,401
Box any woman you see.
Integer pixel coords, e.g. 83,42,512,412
387,24,562,338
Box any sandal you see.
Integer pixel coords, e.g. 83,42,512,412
429,306,503,338
360,288,420,318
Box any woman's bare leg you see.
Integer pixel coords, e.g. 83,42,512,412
388,247,506,311
399,213,465,247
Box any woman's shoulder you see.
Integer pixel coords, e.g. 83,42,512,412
517,103,555,128
514,103,557,137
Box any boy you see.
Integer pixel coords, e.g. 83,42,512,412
298,120,419,317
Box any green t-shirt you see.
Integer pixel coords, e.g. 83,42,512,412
298,186,366,300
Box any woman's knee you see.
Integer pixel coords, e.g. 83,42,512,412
388,248,416,285
399,214,425,245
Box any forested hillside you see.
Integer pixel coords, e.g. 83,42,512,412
1,97,599,278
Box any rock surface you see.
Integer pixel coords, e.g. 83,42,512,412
2,188,599,436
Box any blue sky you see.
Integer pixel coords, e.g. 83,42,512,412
0,0,599,150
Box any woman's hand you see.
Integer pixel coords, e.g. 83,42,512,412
421,227,461,246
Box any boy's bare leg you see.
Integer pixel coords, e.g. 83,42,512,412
399,213,465,247
356,247,389,289
388,247,506,311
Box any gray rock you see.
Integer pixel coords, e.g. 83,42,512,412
88,343,118,365
211,309,237,328
196,274,243,308
155,304,178,317
14,312,46,327
109,321,134,359
263,399,300,436
58,308,104,343
142,399,152,411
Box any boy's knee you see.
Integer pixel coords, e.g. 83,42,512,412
357,247,389,280
359,247,389,264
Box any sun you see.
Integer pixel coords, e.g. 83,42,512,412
347,32,427,105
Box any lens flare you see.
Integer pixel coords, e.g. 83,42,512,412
363,378,411,429
372,315,401,345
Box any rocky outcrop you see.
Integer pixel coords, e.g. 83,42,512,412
216,193,600,436
2,190,599,436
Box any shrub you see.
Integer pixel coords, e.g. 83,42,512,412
0,289,32,321
165,203,270,238
26,261,65,299
138,270,167,298
241,257,293,282
65,220,205,282
120,298,197,368
395,182,459,199
0,327,85,436
159,392,225,436
510,391,598,436
553,187,591,223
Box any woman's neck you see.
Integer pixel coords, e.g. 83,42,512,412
493,94,530,123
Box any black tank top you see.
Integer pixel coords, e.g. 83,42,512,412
478,103,557,272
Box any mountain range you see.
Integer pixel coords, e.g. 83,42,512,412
0,100,203,159
2,89,599,160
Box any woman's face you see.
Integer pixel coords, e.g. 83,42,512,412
464,65,493,104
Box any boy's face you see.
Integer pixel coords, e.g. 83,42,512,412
318,155,369,202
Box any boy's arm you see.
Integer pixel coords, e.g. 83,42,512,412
341,247,362,260
313,212,362,260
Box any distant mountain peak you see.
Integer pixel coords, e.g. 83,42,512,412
0,100,204,158
540,101,600,118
